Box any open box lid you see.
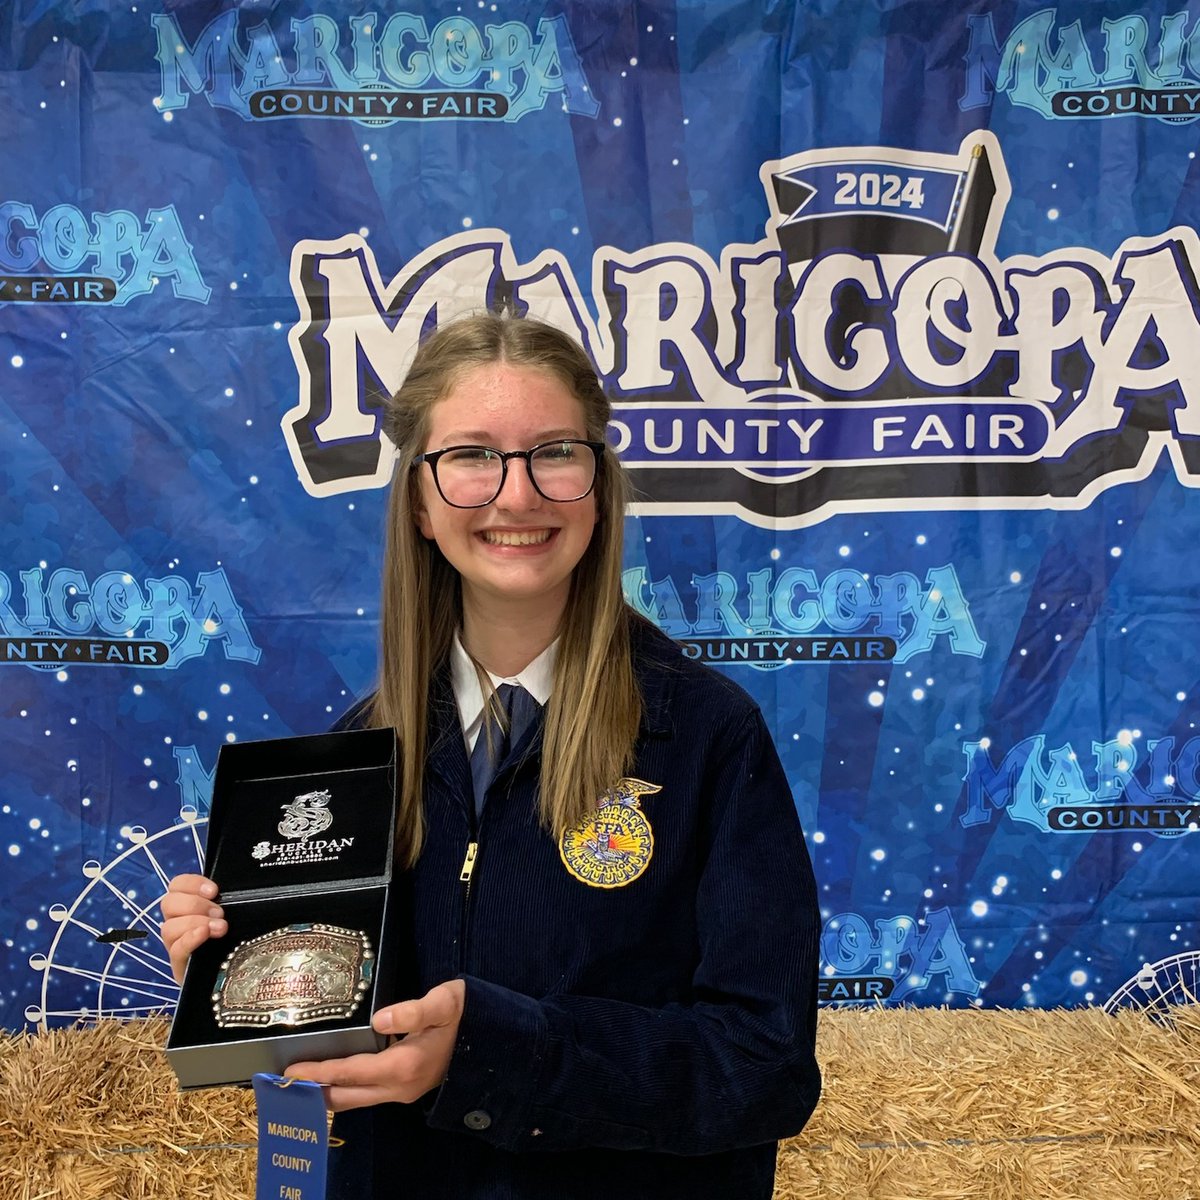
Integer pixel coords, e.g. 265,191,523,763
204,728,398,901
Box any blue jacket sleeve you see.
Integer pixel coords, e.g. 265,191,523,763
423,707,822,1154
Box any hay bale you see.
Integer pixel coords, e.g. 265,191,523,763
2,1007,1198,1199
0,1020,256,1199
779,1005,1200,1200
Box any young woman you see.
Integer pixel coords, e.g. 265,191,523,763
162,313,821,1199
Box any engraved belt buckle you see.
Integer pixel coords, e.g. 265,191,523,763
211,923,374,1029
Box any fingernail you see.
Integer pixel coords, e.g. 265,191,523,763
200,882,218,899
208,906,223,918
209,919,226,934
374,1010,393,1033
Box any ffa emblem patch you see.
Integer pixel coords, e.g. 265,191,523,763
560,777,661,888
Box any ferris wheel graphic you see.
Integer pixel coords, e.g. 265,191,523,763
1102,952,1200,1018
25,806,207,1029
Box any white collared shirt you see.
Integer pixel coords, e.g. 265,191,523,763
450,634,557,753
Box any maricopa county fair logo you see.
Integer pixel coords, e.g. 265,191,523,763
960,732,1200,836
151,9,597,125
282,131,1200,529
0,567,260,670
0,202,208,306
961,8,1200,122
621,563,984,668
819,907,981,1005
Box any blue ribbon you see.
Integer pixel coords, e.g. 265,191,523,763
252,1073,329,1200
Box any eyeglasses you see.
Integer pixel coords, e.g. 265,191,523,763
412,439,605,508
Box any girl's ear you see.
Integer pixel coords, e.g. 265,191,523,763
410,472,435,539
414,501,434,540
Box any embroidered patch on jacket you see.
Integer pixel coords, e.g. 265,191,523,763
559,777,661,888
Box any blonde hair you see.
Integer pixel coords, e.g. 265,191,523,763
368,312,641,864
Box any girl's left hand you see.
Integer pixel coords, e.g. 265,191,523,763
285,979,466,1111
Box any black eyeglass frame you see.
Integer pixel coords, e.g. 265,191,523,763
412,439,606,509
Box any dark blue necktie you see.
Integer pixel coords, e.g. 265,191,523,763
469,683,540,819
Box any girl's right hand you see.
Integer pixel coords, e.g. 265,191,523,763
161,874,226,985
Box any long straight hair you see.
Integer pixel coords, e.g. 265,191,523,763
368,313,641,864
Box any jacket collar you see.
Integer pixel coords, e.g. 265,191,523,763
424,613,679,793
425,668,473,800
628,615,679,738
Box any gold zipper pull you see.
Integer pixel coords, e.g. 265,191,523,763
459,841,479,883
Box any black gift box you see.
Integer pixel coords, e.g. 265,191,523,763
166,728,402,1089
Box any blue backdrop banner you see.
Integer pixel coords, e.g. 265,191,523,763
3,0,1200,1029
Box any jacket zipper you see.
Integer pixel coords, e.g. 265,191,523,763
459,841,478,884
457,781,480,972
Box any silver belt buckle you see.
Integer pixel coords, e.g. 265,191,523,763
211,923,374,1029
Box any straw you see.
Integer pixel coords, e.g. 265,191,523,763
3,1007,1197,1198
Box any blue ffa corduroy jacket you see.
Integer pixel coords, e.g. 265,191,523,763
328,617,821,1199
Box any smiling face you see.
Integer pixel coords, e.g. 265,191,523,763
413,361,598,629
